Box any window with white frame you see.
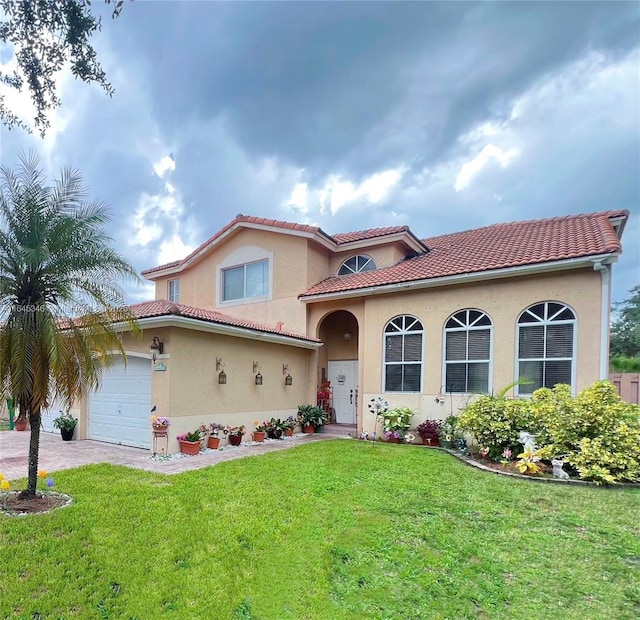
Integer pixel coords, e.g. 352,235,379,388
222,259,268,302
338,255,377,275
384,315,423,392
517,301,576,395
167,279,180,303
444,309,492,393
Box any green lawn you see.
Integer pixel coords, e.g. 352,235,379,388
1,441,639,619
0,419,10,431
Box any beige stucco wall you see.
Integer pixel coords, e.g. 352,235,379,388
151,229,323,335
308,268,603,434
158,327,317,453
328,241,409,275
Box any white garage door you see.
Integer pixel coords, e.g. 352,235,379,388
88,356,152,449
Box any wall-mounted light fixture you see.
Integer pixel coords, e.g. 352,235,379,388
343,329,352,342
216,357,227,385
149,336,164,362
253,361,262,386
283,364,293,386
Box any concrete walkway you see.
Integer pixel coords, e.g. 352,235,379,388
0,430,341,480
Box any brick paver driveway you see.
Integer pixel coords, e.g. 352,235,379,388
0,429,338,480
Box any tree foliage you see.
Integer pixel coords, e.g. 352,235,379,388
0,0,126,135
610,285,640,359
0,152,139,496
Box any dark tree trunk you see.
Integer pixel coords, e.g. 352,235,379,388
19,406,42,498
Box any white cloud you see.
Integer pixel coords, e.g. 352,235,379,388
454,144,519,192
286,182,309,213
153,154,176,177
158,235,194,264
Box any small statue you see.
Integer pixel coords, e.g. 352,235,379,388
518,431,538,452
551,459,570,480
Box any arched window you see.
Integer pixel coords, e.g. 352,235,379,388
384,315,423,392
517,302,576,395
444,309,492,393
338,255,376,275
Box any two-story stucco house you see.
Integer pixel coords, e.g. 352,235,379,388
46,209,628,452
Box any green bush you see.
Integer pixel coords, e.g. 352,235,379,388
458,392,539,459
610,355,640,372
533,381,640,484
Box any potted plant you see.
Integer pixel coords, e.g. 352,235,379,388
377,407,414,443
439,415,466,451
253,421,267,442
224,425,245,446
207,422,224,449
416,419,443,446
53,410,78,441
266,417,286,439
297,404,324,433
283,415,296,437
14,414,28,432
150,415,171,433
177,429,202,455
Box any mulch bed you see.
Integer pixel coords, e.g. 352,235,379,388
1,491,73,517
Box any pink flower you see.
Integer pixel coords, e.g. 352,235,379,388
502,448,512,459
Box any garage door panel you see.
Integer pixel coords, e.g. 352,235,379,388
88,357,152,449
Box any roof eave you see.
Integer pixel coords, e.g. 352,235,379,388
299,253,620,303
336,231,427,253
115,314,323,349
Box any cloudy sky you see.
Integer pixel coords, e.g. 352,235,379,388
0,1,638,303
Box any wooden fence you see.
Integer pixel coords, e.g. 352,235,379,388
609,373,640,405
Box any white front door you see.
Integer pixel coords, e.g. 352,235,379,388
328,360,358,424
88,356,152,449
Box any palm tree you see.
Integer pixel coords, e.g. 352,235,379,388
0,153,139,497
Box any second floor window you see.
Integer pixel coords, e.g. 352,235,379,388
168,279,180,303
222,259,268,302
338,255,377,275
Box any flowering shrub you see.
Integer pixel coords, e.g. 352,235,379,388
533,381,640,484
177,430,201,442
377,407,414,441
150,415,171,427
283,416,297,430
458,384,540,459
415,419,442,442
254,420,268,432
207,422,225,436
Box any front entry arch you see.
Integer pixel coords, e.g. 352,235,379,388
317,310,359,426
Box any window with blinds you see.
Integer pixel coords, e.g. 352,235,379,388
444,309,492,393
167,279,180,303
384,315,423,392
517,302,575,395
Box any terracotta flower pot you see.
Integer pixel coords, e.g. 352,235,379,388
152,424,168,434
302,424,315,434
14,418,28,432
178,440,201,455
207,436,220,449
285,428,294,437
228,434,242,446
253,431,266,443
421,437,440,447
387,436,401,444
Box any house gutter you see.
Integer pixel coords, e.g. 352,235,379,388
592,259,611,379
115,315,323,350
299,253,619,302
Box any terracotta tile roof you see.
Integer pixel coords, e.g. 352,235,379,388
142,215,330,276
142,216,426,276
333,225,410,244
129,300,320,343
300,210,628,298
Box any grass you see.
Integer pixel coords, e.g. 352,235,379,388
0,419,10,431
1,440,639,619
